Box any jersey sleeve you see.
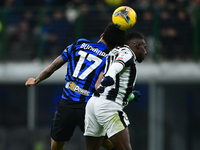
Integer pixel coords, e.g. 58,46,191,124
104,62,124,79
60,42,75,61
115,47,135,67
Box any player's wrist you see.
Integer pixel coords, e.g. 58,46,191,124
132,90,141,102
128,93,135,101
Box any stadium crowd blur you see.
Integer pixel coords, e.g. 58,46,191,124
0,1,200,150
0,0,199,61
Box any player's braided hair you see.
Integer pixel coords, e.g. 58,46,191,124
103,22,126,47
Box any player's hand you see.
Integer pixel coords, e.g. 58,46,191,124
101,76,114,86
133,90,141,102
25,78,36,87
94,85,105,97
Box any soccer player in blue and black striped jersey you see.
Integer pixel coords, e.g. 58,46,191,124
25,22,126,150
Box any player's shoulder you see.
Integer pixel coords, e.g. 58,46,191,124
119,45,133,53
116,45,135,58
76,38,91,44
115,45,136,63
64,38,90,49
109,45,136,58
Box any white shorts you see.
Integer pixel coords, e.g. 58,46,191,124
84,96,130,138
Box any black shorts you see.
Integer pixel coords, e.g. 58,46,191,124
50,100,86,142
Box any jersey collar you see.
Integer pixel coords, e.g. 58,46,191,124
99,42,108,48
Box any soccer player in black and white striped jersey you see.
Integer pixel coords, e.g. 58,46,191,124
84,32,147,150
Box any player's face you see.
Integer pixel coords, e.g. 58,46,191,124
136,39,147,63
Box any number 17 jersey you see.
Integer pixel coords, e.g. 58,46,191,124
60,38,109,105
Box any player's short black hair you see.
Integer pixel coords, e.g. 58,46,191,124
103,22,126,47
125,32,144,44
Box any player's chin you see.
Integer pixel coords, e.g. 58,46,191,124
137,54,146,63
137,57,144,63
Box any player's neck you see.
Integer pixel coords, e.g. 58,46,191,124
98,39,111,50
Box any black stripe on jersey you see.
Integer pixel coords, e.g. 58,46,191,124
104,55,114,75
118,111,127,128
106,74,120,101
69,44,78,77
62,89,75,101
124,56,134,67
61,52,68,60
80,61,96,102
122,64,136,104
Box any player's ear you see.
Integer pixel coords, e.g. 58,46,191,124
136,43,140,50
100,33,104,38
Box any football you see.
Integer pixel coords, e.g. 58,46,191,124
112,6,137,31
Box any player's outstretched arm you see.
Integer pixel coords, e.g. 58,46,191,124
25,56,66,87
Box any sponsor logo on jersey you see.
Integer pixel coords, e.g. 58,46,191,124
80,43,107,57
66,81,90,96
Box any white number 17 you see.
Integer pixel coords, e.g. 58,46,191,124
72,51,102,80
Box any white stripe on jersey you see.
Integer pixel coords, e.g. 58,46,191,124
99,46,137,106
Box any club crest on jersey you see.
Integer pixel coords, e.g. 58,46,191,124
66,81,90,96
